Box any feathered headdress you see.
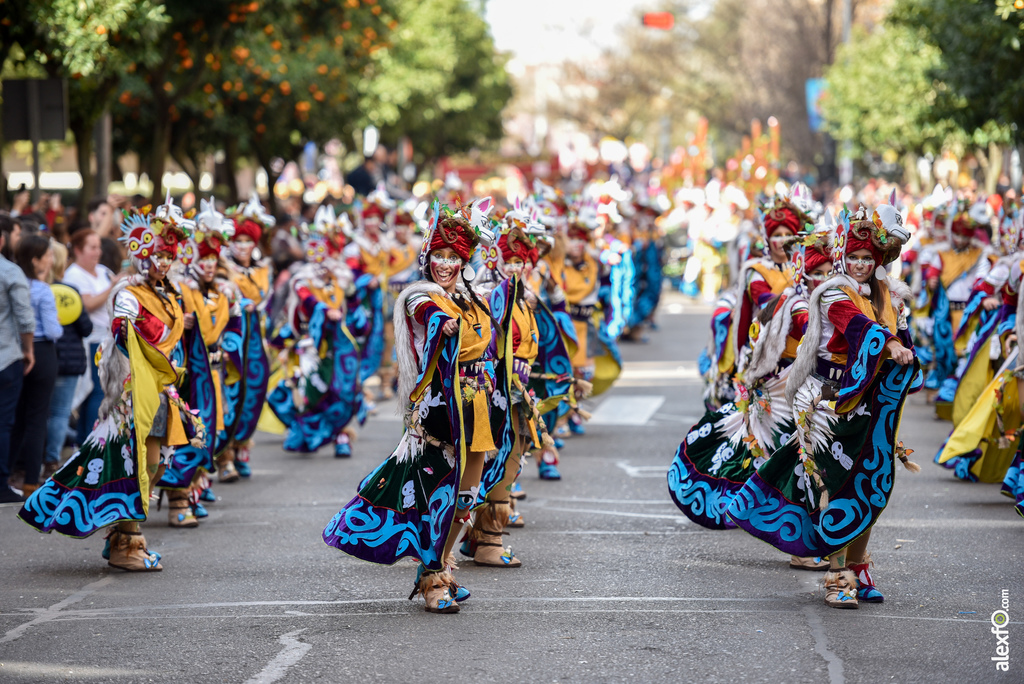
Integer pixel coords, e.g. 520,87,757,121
419,197,496,278
227,191,275,243
192,197,235,260
119,193,193,268
831,191,907,279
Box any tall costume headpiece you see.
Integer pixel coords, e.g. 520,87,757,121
831,191,908,278
119,191,193,271
228,191,276,243
419,197,495,280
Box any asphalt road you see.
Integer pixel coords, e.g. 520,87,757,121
1,290,1021,684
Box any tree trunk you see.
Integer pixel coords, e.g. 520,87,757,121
253,144,278,216
72,119,96,212
902,153,921,196
223,135,240,205
148,107,172,202
985,142,1003,195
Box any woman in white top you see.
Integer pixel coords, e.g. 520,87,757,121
62,228,118,444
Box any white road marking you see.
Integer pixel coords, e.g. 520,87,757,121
589,395,665,425
243,629,312,684
542,506,689,524
616,461,670,478
0,662,157,678
803,606,845,684
534,497,678,505
0,576,113,644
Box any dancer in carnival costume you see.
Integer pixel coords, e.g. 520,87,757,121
467,200,557,535
157,199,240,528
936,208,1024,483
727,198,921,609
18,199,206,571
669,217,834,571
267,216,364,458
222,193,275,479
379,202,423,399
624,189,665,342
703,184,814,410
922,202,992,417
343,184,391,399
323,198,520,613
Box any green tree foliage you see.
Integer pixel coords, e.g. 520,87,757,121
822,25,954,159
358,0,512,162
892,0,1023,140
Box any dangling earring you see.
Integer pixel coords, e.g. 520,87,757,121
462,264,476,281
874,265,887,280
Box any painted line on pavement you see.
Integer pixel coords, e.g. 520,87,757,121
243,629,312,684
803,606,845,684
0,662,157,678
588,395,665,426
0,576,113,644
616,461,670,478
535,497,679,505
541,506,689,523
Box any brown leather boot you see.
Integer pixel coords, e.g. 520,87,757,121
217,449,240,483
165,490,199,528
823,568,859,609
790,555,829,570
470,501,522,568
506,498,525,529
107,529,163,572
412,570,460,613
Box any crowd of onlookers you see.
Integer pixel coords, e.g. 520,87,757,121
0,187,126,503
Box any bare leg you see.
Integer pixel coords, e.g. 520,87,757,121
145,437,162,499
847,528,872,564
441,450,486,562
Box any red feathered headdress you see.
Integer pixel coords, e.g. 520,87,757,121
427,215,478,262
233,218,263,243
498,228,539,265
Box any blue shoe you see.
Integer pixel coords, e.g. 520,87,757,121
460,537,476,558
510,481,526,500
234,460,252,477
850,562,884,603
538,462,562,480
452,582,471,602
553,438,564,450
334,441,351,458
199,487,217,503
192,502,209,519
568,420,586,436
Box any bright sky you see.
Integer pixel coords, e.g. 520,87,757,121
485,0,656,67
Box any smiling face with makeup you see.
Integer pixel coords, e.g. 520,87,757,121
148,249,175,282
429,248,462,293
501,255,530,281
845,248,876,283
230,236,255,265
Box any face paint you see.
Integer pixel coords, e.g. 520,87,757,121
845,255,875,267
231,237,255,262
197,255,218,282
429,250,462,288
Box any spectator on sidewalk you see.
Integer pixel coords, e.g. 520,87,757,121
62,228,118,446
43,242,92,479
11,234,62,497
0,214,33,503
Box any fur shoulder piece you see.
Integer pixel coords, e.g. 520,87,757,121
393,280,446,415
785,273,857,406
886,276,912,305
745,286,802,385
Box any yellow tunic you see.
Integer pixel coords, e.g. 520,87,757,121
125,284,188,447
179,283,231,431
230,263,271,302
428,292,496,452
